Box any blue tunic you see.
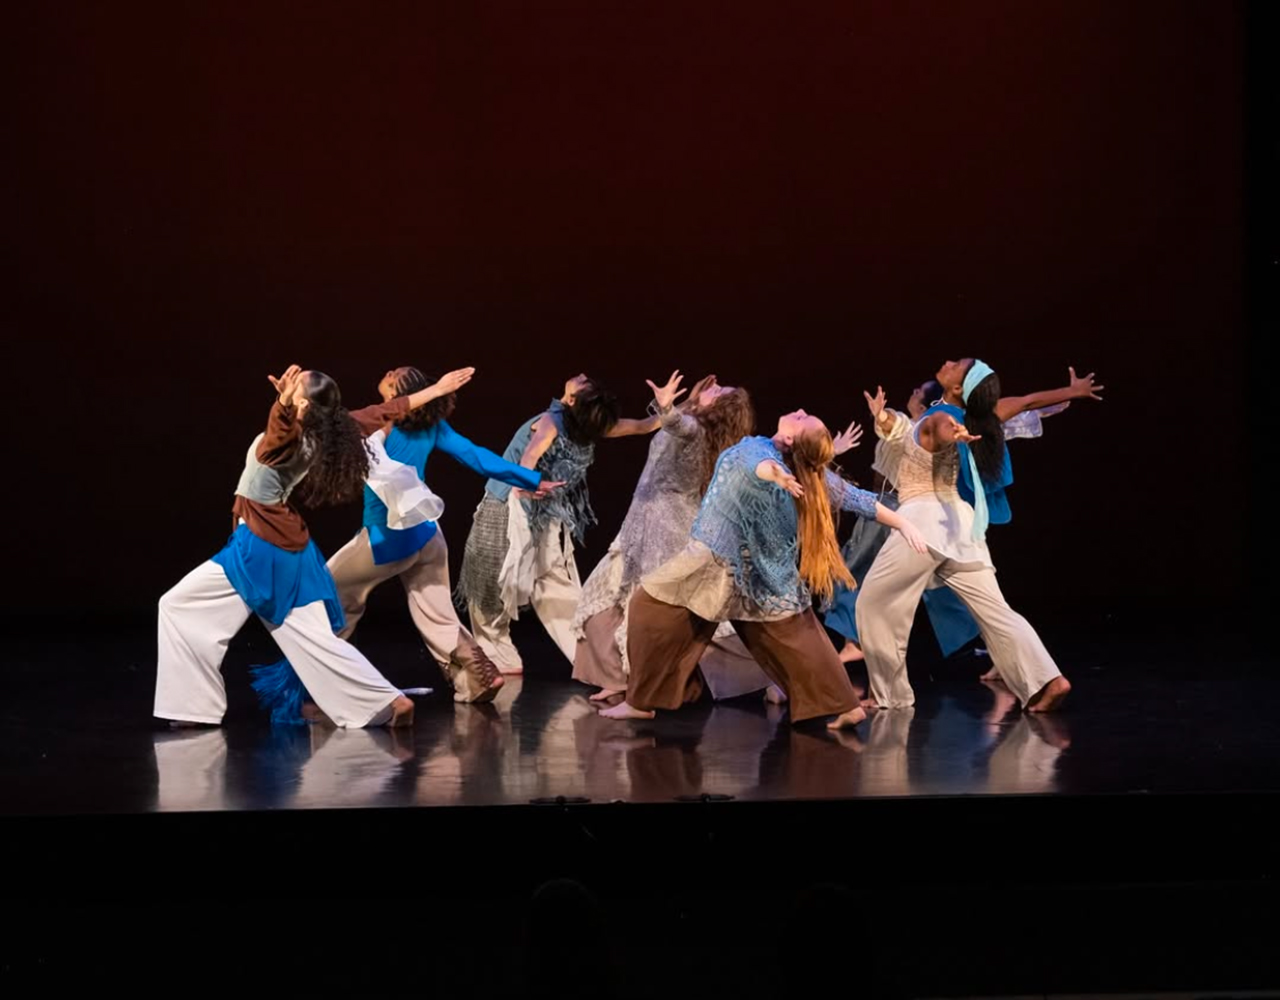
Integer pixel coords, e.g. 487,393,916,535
212,523,344,631
364,419,541,565
692,436,879,615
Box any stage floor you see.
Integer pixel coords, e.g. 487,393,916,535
3,623,1277,995
3,624,1277,816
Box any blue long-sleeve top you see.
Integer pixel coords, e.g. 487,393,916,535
363,420,542,565
691,436,879,615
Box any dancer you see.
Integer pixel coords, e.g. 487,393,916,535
250,365,565,719
855,361,1073,712
325,366,563,703
601,411,928,729
155,364,473,728
572,371,768,703
826,375,1077,664
455,374,659,675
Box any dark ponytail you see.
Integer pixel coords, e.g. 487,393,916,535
961,368,1005,484
296,371,373,506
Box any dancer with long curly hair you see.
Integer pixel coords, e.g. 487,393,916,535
572,371,767,702
154,364,472,728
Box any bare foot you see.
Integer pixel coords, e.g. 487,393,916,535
589,688,625,703
827,706,867,730
838,640,865,664
599,701,655,721
387,695,416,728
860,697,881,712
979,665,1001,682
301,702,333,725
763,684,788,704
1027,676,1072,714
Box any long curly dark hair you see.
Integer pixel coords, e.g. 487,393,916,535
390,366,457,432
691,388,755,494
295,371,373,507
561,378,620,445
960,363,1006,484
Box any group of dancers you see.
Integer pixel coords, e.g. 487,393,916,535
154,356,1103,733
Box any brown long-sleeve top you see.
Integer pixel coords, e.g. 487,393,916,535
232,396,411,551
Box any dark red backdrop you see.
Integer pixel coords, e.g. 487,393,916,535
7,1,1250,621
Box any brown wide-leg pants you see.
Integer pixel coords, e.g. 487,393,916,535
625,589,858,723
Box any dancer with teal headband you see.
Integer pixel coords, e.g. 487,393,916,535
826,364,1098,667
853,362,1076,713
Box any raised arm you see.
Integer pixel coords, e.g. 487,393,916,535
349,367,478,437
403,367,476,412
993,366,1103,422
648,369,700,439
257,365,305,466
864,386,910,441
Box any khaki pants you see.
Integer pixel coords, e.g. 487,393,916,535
856,532,1061,709
328,528,467,662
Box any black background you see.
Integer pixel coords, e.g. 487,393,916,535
5,1,1269,630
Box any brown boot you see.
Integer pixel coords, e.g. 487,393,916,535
445,630,505,704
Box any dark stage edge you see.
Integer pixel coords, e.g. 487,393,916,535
2,626,1277,996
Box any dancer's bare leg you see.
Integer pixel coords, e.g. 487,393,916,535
599,700,655,721
763,684,788,704
837,640,865,664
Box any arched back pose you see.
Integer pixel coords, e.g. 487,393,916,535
602,410,927,729
855,361,1073,713
155,364,472,728
325,366,561,703
455,374,659,675
826,366,1094,665
571,371,772,703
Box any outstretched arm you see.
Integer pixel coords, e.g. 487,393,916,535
348,367,478,437
605,414,662,438
994,367,1103,422
403,367,476,412
435,420,542,492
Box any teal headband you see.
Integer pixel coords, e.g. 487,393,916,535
961,360,995,404
959,359,993,542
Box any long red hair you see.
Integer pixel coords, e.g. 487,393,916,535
786,425,855,601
